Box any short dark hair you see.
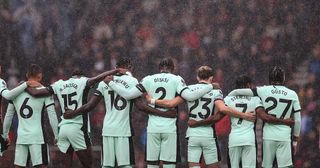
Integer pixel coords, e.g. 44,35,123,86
116,57,132,69
197,66,215,80
27,64,42,78
71,67,84,76
269,66,285,85
159,58,174,71
235,75,252,89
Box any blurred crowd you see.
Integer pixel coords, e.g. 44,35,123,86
0,0,319,167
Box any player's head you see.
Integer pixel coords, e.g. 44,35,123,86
196,66,215,82
235,75,252,89
116,57,133,71
26,64,43,82
269,66,285,85
71,67,84,77
159,58,174,73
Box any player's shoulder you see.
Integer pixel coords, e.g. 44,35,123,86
283,86,299,97
115,74,138,83
0,78,7,87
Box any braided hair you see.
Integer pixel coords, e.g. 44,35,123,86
269,66,285,85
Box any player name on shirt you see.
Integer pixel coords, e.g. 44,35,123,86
154,77,169,83
59,83,78,91
114,78,130,88
230,95,251,102
270,88,287,96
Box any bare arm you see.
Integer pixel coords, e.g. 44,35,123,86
256,107,294,126
63,95,102,119
25,87,51,97
134,97,177,118
86,69,122,87
188,112,226,127
147,96,185,108
215,100,256,122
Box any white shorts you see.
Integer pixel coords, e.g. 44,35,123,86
14,144,49,167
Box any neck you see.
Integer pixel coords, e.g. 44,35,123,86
198,79,210,84
160,70,171,73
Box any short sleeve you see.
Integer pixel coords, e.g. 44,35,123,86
94,82,105,97
176,75,187,95
49,81,60,94
214,90,224,101
140,76,149,91
45,96,55,108
254,97,264,110
80,77,89,87
224,97,230,106
255,86,264,97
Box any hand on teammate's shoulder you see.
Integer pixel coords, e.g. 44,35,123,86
26,80,42,88
103,75,113,85
211,83,220,89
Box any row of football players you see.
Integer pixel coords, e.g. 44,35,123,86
0,57,300,168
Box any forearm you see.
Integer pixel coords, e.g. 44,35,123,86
293,112,301,137
47,105,59,139
1,82,27,100
135,98,176,118
228,88,254,97
108,81,143,100
181,84,213,101
72,103,94,116
191,118,214,127
221,106,246,119
259,113,287,124
87,69,118,86
3,104,15,138
26,87,51,97
154,97,184,108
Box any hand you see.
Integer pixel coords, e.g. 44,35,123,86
145,93,152,104
244,111,256,122
283,118,295,126
103,75,113,85
0,135,10,149
211,83,220,89
63,108,75,119
26,80,41,88
188,119,198,127
117,68,128,74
